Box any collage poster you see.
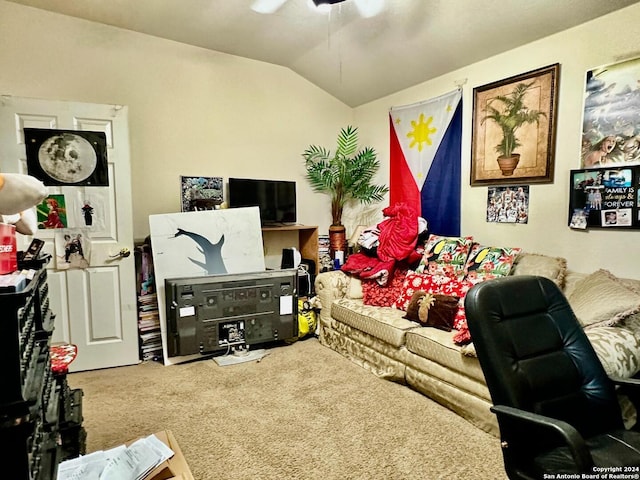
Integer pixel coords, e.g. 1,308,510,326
486,185,530,224
180,176,223,212
569,167,639,229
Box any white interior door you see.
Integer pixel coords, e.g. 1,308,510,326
0,95,139,372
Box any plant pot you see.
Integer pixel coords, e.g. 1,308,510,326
329,224,348,264
497,154,520,176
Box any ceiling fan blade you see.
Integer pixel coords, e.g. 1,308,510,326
353,0,385,18
251,0,289,14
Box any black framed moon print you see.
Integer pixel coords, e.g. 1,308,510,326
24,128,109,186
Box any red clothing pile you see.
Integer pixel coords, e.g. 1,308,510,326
342,203,423,285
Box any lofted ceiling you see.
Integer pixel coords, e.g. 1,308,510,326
5,0,640,107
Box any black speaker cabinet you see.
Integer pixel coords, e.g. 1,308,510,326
165,269,299,357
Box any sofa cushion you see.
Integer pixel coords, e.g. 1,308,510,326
403,292,458,331
395,271,473,345
361,267,408,307
346,276,363,299
568,269,640,329
415,234,474,280
395,271,472,313
510,252,567,288
585,325,640,378
463,243,521,284
330,298,417,347
405,327,486,383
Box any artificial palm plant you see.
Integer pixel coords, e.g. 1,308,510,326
302,125,388,226
481,81,546,175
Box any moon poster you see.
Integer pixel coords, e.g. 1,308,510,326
24,128,109,186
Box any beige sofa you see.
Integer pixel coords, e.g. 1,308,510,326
314,253,640,436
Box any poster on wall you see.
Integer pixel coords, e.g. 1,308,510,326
24,128,109,186
54,229,91,269
36,194,68,229
569,167,639,229
180,176,223,211
63,187,109,232
581,57,640,168
486,185,529,224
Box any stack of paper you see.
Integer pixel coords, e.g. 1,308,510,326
56,433,174,480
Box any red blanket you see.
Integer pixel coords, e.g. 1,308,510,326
342,203,422,285
377,203,419,262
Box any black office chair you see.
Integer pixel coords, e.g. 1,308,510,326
464,275,640,479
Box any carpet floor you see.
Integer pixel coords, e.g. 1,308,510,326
67,337,506,479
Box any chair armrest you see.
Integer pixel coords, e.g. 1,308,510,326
314,270,351,322
610,376,640,418
491,405,593,472
609,375,640,389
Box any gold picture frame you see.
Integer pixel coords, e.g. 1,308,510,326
471,63,560,186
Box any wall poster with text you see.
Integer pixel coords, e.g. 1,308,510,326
569,167,639,229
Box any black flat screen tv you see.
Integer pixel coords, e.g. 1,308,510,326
228,178,296,225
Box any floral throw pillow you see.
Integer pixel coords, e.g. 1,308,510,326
415,235,474,280
463,244,522,285
395,271,474,345
362,267,409,307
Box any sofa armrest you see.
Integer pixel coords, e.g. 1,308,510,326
314,270,352,322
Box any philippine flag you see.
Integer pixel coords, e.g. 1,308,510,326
389,89,462,236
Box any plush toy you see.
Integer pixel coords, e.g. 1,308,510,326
0,173,47,235
404,290,458,332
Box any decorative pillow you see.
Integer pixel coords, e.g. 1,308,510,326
567,269,640,329
362,267,408,307
463,244,521,284
453,323,471,345
346,276,363,299
403,291,458,331
426,294,459,331
585,326,640,378
404,290,430,323
395,271,451,311
415,234,474,280
511,252,567,289
395,271,474,344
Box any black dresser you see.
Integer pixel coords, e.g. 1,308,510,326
0,257,85,480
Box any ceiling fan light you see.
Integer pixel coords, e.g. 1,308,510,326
308,0,335,13
312,0,347,5
251,0,289,14
354,0,384,18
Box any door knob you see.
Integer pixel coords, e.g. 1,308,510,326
109,248,131,259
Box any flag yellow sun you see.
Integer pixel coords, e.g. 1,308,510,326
407,113,436,152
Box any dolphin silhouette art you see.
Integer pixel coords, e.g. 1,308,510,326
174,228,227,274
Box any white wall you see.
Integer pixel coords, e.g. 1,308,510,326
0,0,352,240
355,3,640,278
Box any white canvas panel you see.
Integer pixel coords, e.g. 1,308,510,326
149,207,266,364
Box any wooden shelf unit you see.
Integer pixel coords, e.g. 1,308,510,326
261,225,319,274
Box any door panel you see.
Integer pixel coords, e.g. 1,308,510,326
0,95,138,372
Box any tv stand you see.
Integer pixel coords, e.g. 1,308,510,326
261,225,318,275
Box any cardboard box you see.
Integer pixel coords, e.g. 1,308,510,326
129,430,194,480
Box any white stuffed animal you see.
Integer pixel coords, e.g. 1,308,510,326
0,173,47,235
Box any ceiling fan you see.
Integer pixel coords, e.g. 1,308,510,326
251,0,385,18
